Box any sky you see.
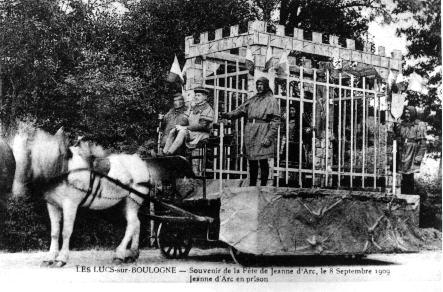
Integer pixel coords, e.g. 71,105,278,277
368,21,408,56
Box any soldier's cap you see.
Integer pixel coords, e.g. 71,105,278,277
193,87,209,95
172,92,183,99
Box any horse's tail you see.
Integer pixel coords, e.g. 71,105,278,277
0,138,16,201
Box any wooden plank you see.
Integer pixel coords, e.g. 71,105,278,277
338,73,342,187
186,32,396,70
293,39,303,51
286,76,290,185
391,49,402,60
233,35,245,47
270,35,282,47
329,46,340,58
314,44,328,56
312,32,322,43
363,41,372,53
350,75,354,188
351,51,362,63
215,28,223,40
223,37,233,51
380,57,389,68
325,70,330,186
312,70,317,186
391,59,401,71
257,32,270,45
276,25,285,36
200,31,208,43
346,39,356,50
208,41,219,53
362,77,366,188
294,28,304,39
200,43,209,55
281,37,291,50
230,25,239,36
303,41,315,54
362,53,371,65
329,35,340,47
371,54,381,67
185,36,194,54
378,46,386,56
340,48,351,60
299,67,304,187
248,20,266,32
206,52,246,63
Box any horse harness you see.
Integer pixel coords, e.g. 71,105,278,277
60,167,152,208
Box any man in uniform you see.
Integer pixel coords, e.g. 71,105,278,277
162,87,214,155
221,77,280,186
158,92,188,154
395,105,427,194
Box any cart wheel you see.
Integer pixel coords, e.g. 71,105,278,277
229,246,254,266
157,222,192,259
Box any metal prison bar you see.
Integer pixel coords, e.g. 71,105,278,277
184,20,401,191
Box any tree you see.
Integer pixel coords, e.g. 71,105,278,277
0,0,147,149
0,0,256,150
253,0,388,42
393,0,441,152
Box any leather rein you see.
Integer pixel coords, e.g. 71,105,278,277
45,168,152,207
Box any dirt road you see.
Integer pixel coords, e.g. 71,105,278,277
0,248,441,284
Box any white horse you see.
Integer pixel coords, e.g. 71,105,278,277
42,140,151,267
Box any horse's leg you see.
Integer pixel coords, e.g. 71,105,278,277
41,203,62,267
54,200,78,267
128,201,141,262
114,199,140,263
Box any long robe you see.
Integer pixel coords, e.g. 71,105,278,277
396,120,427,174
227,91,280,160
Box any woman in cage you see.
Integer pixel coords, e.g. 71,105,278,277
220,77,280,186
394,105,427,194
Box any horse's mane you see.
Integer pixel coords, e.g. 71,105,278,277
77,140,108,160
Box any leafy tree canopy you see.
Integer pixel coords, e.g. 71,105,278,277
393,0,441,148
0,0,440,153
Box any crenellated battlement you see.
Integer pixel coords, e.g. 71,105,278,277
185,20,402,78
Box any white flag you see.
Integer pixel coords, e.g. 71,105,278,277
264,45,273,71
245,47,254,74
387,70,395,87
167,55,184,83
391,93,406,120
276,50,289,76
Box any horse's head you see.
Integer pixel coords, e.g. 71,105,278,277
68,140,107,171
12,125,72,196
30,127,71,182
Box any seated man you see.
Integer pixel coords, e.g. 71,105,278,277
163,87,214,155
158,92,188,154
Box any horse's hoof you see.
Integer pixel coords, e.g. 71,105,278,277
52,260,66,268
124,256,137,264
112,257,124,265
40,260,54,267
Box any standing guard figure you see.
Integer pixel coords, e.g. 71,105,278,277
394,105,427,194
221,77,280,186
